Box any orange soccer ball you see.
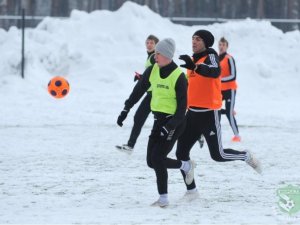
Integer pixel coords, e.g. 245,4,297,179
47,76,70,99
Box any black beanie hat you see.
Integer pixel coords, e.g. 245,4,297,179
193,30,214,48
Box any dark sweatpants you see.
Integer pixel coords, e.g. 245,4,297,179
127,92,151,148
176,109,246,190
147,114,185,195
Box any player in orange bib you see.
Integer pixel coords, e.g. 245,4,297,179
176,30,262,198
219,37,240,142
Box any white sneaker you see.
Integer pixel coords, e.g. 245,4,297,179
185,160,196,185
151,199,169,208
245,151,262,174
115,144,133,154
181,189,200,202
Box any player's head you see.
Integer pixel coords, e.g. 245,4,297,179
146,34,159,53
219,37,229,54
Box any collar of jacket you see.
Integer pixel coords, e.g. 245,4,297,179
158,61,178,79
192,48,218,62
147,50,155,58
219,52,227,61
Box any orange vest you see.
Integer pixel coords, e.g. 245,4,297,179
220,54,237,91
187,56,222,109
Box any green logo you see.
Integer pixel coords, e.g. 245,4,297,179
277,185,300,215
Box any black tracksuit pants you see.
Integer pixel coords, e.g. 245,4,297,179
220,89,239,136
176,109,247,190
127,92,151,148
147,114,185,195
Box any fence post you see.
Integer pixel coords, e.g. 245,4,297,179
21,8,25,79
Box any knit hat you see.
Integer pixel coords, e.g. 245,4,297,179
155,38,175,60
193,30,214,48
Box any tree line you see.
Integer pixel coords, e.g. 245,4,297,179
0,0,299,32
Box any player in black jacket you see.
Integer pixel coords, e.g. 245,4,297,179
116,35,158,153
117,38,195,207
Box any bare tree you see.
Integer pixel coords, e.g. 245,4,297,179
81,0,90,12
167,0,174,17
0,0,8,28
257,0,265,18
230,0,239,18
180,0,187,17
283,0,289,18
35,0,51,16
217,0,227,18
100,0,111,10
288,0,299,30
68,0,80,12
51,0,69,16
152,0,160,14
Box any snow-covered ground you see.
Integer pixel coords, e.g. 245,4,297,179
1,1,300,224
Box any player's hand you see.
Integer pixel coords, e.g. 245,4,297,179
179,55,196,70
117,110,129,127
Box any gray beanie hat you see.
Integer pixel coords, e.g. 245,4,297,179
155,38,175,60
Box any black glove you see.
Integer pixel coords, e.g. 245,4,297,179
134,72,142,82
117,109,129,127
179,55,196,70
160,126,175,141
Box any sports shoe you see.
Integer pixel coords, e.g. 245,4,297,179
151,199,169,208
231,135,241,142
198,135,205,148
245,151,262,174
181,189,200,202
115,144,133,154
185,160,196,185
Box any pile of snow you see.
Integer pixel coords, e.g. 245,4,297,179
1,2,299,125
0,1,300,224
